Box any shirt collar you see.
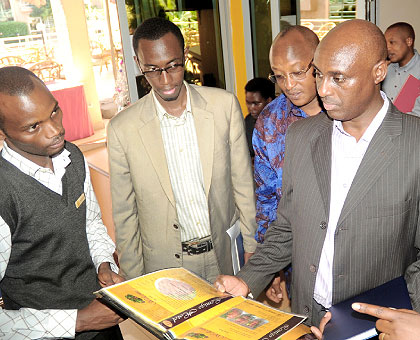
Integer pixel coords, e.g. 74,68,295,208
153,81,192,122
1,140,71,176
333,91,389,142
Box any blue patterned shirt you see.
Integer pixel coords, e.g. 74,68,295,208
253,94,310,242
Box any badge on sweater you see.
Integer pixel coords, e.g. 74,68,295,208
75,193,86,208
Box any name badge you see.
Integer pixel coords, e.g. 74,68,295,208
75,193,86,209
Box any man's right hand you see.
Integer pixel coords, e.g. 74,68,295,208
265,275,283,303
214,275,250,297
75,299,125,332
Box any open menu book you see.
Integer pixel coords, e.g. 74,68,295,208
95,267,313,340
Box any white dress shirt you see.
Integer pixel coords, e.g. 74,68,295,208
153,82,211,242
313,92,389,308
0,142,118,339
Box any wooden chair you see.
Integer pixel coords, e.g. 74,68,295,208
0,56,26,67
28,60,63,82
91,41,112,73
317,22,337,40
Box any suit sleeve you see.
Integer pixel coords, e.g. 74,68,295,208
228,94,258,253
107,122,145,279
237,126,295,297
405,206,420,312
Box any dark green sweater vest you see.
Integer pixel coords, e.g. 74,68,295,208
0,142,101,339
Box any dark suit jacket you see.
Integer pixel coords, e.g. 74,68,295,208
238,103,420,322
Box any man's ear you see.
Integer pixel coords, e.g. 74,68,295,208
0,128,6,142
373,59,388,85
406,37,414,47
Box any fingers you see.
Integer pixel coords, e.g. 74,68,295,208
310,326,323,340
352,303,396,321
319,312,331,333
111,272,125,284
265,287,281,303
214,276,226,293
309,312,331,340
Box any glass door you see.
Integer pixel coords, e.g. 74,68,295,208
118,0,226,101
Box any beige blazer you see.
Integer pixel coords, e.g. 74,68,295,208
107,84,257,279
238,104,420,321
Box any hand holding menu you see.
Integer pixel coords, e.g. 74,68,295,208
95,267,313,340
393,74,420,113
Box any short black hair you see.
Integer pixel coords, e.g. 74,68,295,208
132,17,184,57
245,77,276,100
0,66,44,130
386,22,415,43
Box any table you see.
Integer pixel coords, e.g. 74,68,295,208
47,80,94,141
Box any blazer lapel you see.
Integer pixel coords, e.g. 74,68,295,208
137,94,175,206
338,105,402,225
311,114,333,217
190,85,214,198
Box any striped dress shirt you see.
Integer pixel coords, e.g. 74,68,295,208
152,82,211,242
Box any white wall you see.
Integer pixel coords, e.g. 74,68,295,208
377,0,420,49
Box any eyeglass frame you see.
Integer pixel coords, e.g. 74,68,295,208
268,59,314,84
138,58,185,78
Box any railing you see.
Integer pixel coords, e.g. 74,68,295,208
0,32,58,50
301,18,349,39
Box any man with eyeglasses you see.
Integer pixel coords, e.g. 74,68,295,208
216,19,420,331
252,25,322,307
107,17,257,283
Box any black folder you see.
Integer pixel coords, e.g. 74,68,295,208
323,276,412,340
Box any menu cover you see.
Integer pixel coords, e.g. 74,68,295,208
95,267,313,340
323,276,412,340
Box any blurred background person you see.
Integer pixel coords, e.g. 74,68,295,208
382,22,420,116
244,77,275,161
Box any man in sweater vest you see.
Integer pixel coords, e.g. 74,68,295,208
0,66,125,339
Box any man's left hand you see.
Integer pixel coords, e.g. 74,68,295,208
98,262,125,287
244,252,254,263
311,311,332,340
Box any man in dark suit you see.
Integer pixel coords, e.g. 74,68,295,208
215,19,420,328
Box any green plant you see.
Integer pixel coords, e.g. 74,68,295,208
0,21,29,38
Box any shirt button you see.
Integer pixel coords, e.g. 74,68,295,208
303,306,309,314
173,224,179,230
310,264,317,273
175,254,180,259
320,221,327,229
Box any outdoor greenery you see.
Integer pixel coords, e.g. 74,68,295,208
0,21,29,38
29,0,52,23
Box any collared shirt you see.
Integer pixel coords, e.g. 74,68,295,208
253,94,310,243
313,92,390,308
0,142,118,340
152,82,211,242
382,49,420,116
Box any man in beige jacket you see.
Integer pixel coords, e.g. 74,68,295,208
107,17,257,282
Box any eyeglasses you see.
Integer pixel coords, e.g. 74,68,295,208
140,63,184,78
268,60,313,84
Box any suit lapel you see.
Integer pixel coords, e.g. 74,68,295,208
311,114,333,217
190,86,214,198
138,94,175,206
338,105,402,225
